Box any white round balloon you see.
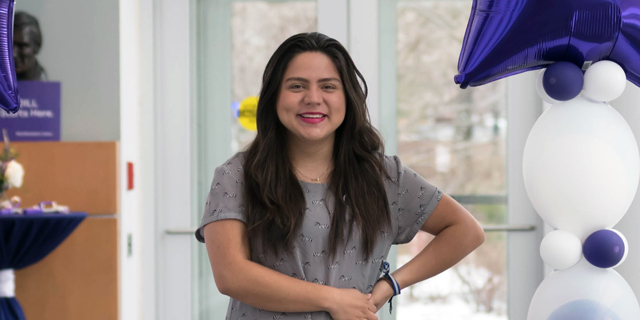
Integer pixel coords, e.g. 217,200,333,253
523,97,640,239
540,230,582,270
528,259,640,320
583,61,627,102
536,69,561,105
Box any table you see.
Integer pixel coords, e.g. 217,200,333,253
0,213,87,320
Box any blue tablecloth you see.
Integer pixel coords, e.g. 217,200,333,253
0,213,87,320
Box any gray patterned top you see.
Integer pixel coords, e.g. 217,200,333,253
196,152,443,320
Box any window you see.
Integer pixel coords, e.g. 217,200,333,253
230,1,317,152
395,2,508,319
192,2,317,319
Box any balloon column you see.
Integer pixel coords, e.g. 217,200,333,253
456,0,640,319
0,0,20,113
525,62,640,320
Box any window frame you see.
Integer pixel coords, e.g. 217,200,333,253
150,0,545,318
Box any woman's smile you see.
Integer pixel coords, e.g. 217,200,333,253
298,112,327,124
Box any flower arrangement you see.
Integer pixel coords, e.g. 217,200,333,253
0,129,23,198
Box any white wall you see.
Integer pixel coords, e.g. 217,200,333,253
15,0,120,141
139,0,156,318
611,84,640,299
154,0,193,318
120,0,143,319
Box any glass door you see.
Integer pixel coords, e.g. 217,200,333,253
378,0,544,319
395,2,508,318
191,1,318,318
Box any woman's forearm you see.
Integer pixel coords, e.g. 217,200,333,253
393,222,484,290
206,220,340,313
218,258,336,313
372,222,484,310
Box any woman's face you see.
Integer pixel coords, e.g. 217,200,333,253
276,52,346,146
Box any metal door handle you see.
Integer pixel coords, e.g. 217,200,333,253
165,229,196,235
482,225,536,232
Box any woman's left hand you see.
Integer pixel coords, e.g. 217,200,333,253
369,279,395,312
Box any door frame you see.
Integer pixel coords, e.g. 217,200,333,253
147,0,545,319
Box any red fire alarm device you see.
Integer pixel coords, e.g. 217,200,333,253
127,162,134,190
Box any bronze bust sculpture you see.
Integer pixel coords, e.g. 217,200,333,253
13,11,47,81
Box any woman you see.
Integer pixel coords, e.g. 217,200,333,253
196,32,484,320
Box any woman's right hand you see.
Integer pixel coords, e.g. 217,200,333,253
326,288,378,320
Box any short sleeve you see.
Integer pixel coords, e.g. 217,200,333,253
195,153,246,243
385,155,443,244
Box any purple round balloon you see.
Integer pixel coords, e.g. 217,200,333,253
583,229,626,269
0,0,19,113
542,62,584,101
548,299,621,320
456,0,640,89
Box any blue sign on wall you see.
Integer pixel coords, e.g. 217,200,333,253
0,81,61,141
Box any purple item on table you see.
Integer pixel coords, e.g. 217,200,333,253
23,208,43,215
455,0,640,89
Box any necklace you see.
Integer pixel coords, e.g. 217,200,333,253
293,165,330,183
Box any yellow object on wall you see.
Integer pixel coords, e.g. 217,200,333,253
238,96,258,131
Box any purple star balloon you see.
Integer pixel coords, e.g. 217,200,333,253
0,0,19,113
455,0,640,89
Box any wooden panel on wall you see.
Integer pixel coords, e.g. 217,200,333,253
15,217,118,320
3,141,119,215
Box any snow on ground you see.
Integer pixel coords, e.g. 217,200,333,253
398,299,507,320
395,254,507,320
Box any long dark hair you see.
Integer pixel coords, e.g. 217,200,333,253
243,32,391,261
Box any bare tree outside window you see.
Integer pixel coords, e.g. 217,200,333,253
231,2,317,152
396,2,508,319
